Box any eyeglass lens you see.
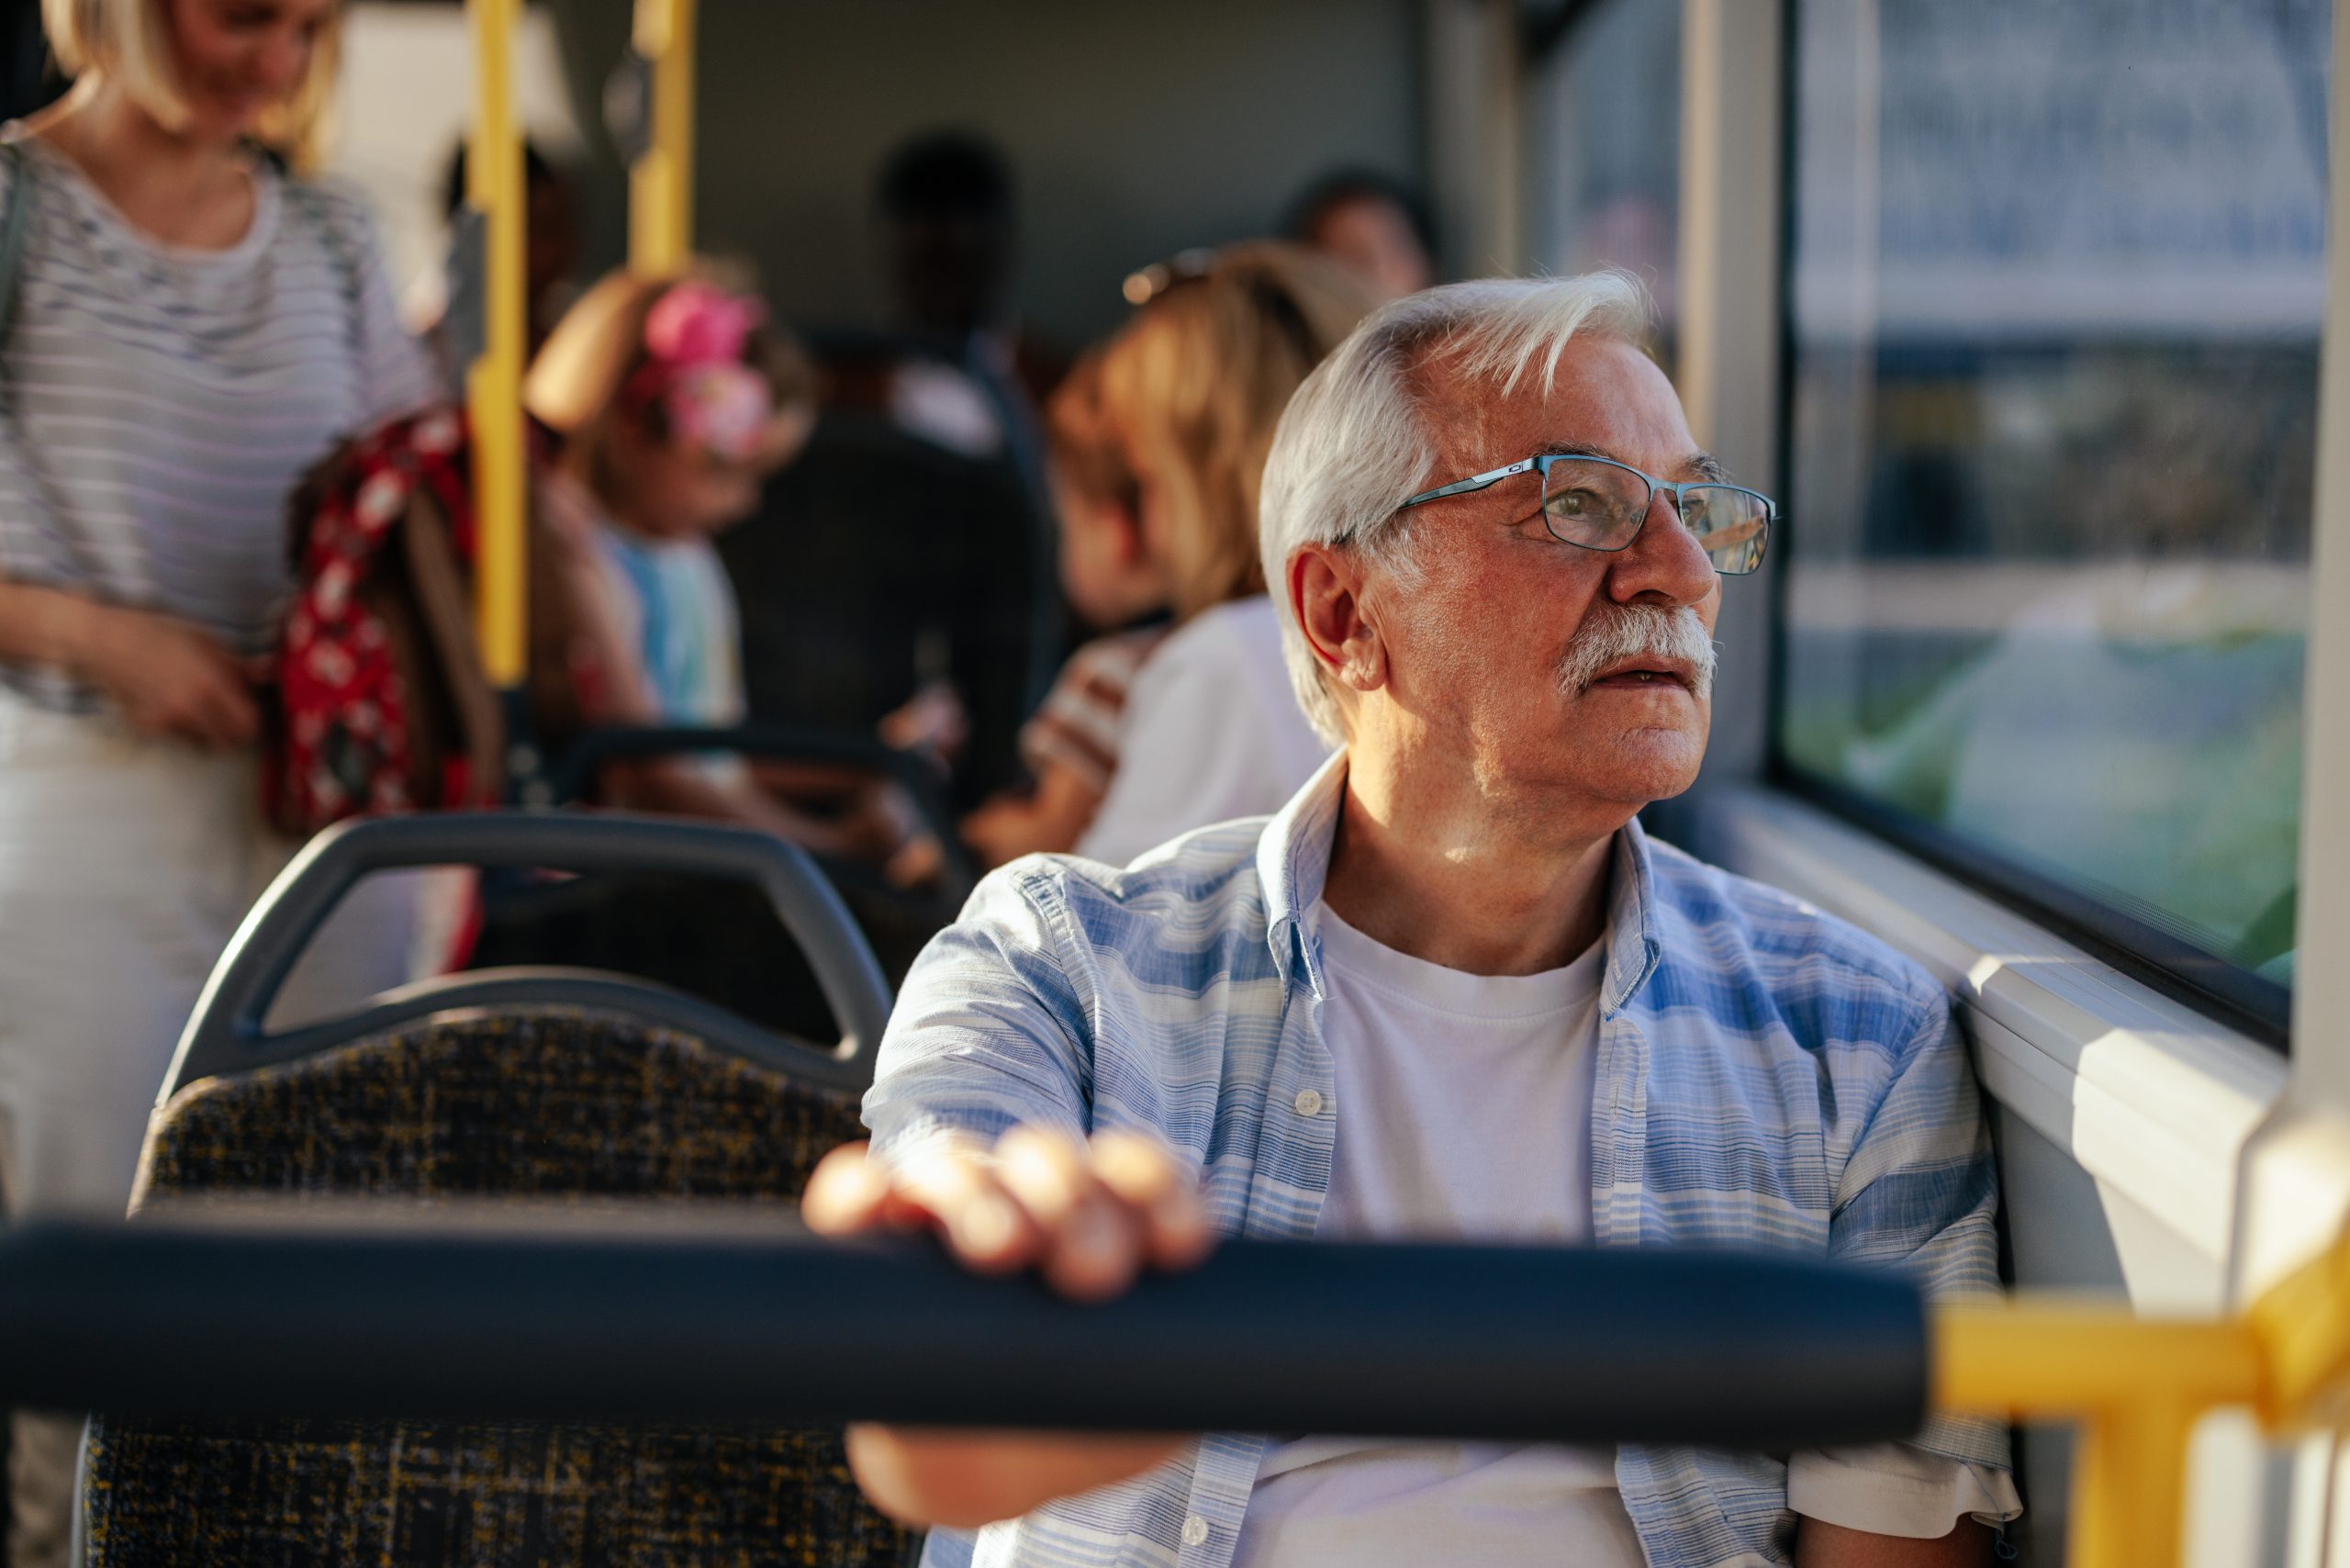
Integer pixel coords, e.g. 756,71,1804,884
1539,459,1771,574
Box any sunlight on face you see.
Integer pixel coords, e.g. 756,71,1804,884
1371,337,1724,812
164,0,331,141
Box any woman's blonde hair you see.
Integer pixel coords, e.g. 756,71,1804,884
1079,242,1373,622
43,0,343,170
525,264,816,510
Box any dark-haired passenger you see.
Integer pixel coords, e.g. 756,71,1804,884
1289,168,1437,305
436,136,584,362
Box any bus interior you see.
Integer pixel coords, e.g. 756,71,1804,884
0,2,2345,1566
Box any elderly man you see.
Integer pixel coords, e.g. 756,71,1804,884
805,274,2020,1568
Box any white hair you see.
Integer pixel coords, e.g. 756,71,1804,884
1258,271,1656,743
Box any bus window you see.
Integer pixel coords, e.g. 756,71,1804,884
1776,0,2327,1037
1524,0,1681,369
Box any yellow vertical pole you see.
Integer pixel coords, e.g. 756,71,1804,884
628,0,697,274
465,0,527,691
2065,1402,2194,1568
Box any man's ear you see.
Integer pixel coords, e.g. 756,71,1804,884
1287,543,1389,697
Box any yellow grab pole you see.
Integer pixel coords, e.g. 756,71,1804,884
1932,1301,2265,1417
2065,1400,2194,1568
465,0,527,690
628,0,697,274
1930,1302,2265,1568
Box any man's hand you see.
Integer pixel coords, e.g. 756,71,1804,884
801,1127,1214,1528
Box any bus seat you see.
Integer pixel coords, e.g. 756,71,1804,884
529,721,980,999
83,1010,909,1568
722,406,1055,807
76,813,914,1568
133,1004,865,1206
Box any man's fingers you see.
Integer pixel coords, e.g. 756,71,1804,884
1091,1129,1213,1271
896,1142,1044,1273
999,1126,1147,1302
801,1131,1208,1302
802,1143,894,1235
994,1126,1093,1225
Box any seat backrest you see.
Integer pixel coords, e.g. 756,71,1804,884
721,410,1050,804
82,1006,915,1567
166,812,893,1101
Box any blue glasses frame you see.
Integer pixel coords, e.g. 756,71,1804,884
1396,453,1777,574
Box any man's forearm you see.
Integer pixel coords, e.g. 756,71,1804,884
1795,1514,1991,1567
846,1426,1186,1529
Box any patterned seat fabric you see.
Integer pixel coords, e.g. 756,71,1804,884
83,1006,916,1568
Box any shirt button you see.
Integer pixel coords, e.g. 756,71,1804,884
1293,1088,1324,1117
1181,1516,1210,1547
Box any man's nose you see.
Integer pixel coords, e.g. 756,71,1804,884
1606,487,1718,606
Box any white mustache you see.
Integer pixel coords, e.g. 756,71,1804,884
1556,603,1718,699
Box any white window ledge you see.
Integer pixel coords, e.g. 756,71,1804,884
1694,785,2288,1272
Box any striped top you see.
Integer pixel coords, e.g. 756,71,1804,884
1017,625,1170,794
866,753,2015,1568
0,132,437,713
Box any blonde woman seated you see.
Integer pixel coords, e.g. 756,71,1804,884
968,243,1373,868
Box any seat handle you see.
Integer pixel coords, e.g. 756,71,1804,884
165,812,894,1099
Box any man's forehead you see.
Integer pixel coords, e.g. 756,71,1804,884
1420,337,1697,471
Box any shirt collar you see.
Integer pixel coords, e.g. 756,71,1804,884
1258,750,1665,1014
1259,751,1350,1001
1602,813,1665,1017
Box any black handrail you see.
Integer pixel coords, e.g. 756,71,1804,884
0,1218,1925,1449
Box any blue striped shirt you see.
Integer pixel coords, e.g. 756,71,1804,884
866,755,2012,1568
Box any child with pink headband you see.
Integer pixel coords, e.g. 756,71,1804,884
525,269,930,878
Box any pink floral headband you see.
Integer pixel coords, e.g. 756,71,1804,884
621,281,778,465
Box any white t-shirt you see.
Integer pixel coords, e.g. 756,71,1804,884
1233,901,1644,1568
1231,899,2017,1566
1074,597,1331,866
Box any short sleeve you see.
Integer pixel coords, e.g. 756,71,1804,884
1796,986,2018,1518
1787,1443,2022,1537
306,182,440,427
1019,633,1154,795
1076,615,1315,865
861,863,1096,1162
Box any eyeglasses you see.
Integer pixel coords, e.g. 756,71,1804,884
1396,453,1776,575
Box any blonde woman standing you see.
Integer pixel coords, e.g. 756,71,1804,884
0,2,434,1556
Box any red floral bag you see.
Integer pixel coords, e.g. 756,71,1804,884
263,406,507,836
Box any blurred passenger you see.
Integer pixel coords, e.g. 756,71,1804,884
1067,242,1373,867
864,128,1063,714
0,0,436,1558
810,274,2016,1567
436,137,584,361
525,268,929,878
1289,168,1438,305
876,128,1063,428
957,351,1170,865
